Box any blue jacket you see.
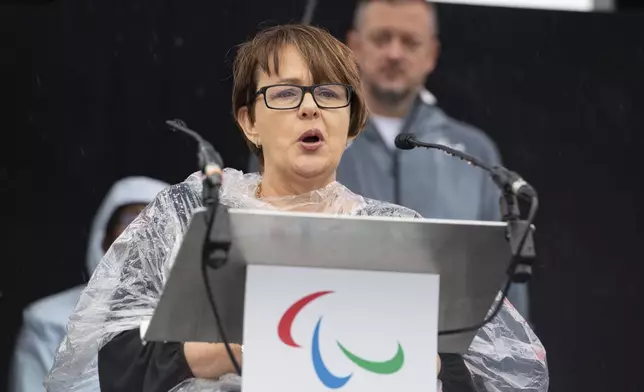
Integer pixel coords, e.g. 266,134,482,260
337,91,502,221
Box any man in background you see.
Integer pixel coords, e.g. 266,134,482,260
9,176,169,392
342,0,529,318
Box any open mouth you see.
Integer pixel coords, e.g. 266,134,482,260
298,129,324,151
298,129,324,143
301,135,321,143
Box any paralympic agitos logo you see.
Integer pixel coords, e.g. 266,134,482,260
277,291,405,389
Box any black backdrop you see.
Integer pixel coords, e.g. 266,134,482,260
2,1,643,391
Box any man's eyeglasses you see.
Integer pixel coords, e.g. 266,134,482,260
254,83,353,110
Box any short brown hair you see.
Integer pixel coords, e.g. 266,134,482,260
232,24,368,170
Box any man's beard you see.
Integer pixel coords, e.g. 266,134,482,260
368,83,414,107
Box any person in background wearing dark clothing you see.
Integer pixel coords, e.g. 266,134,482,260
344,0,531,318
344,3,532,388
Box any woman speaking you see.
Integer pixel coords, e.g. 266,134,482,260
45,25,548,392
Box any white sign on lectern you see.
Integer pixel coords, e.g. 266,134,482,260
243,265,439,392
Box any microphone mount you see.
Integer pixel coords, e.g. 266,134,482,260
395,132,537,334
166,119,231,269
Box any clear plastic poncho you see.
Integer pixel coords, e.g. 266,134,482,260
45,168,548,392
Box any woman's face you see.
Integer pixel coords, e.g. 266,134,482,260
239,45,352,182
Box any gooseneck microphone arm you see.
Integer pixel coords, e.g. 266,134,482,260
394,132,538,336
166,119,241,376
394,133,536,201
166,120,223,194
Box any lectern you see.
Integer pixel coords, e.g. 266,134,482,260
144,207,513,392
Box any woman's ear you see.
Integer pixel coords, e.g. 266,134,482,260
237,106,260,146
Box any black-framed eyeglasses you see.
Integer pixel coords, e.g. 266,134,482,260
254,83,353,110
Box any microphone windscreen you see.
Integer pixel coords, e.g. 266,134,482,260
394,133,416,150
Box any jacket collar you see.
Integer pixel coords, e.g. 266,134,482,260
362,88,438,143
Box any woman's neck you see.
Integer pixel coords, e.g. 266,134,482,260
259,168,336,199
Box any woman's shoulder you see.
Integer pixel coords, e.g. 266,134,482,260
355,197,422,219
154,168,259,213
331,181,421,218
157,172,203,200
139,172,204,227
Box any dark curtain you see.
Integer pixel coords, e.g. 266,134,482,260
2,1,642,391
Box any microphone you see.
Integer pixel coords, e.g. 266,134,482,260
166,119,241,376
393,133,417,150
166,119,223,191
396,132,539,335
394,133,537,201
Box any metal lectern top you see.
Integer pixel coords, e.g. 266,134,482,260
144,207,512,354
